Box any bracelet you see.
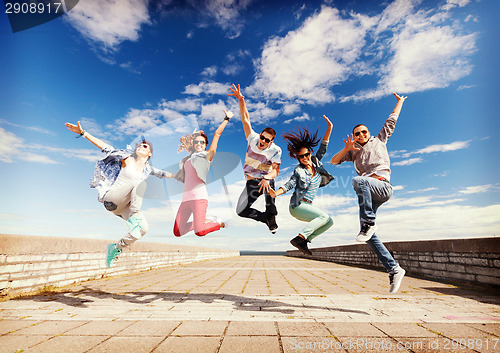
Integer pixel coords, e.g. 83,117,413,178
224,116,231,121
76,130,86,139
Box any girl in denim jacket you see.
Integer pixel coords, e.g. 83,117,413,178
269,116,334,255
65,121,175,267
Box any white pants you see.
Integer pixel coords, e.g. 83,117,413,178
103,181,149,249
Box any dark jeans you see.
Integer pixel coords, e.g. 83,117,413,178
236,179,277,223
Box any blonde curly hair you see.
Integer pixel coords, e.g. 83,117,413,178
177,130,208,153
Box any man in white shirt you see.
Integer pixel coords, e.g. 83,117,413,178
229,84,282,234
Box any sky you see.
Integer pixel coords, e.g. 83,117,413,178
1,0,499,252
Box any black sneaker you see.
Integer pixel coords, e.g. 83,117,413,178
290,236,312,255
356,221,377,242
266,216,278,234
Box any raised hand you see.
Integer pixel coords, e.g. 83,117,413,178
344,134,360,151
224,110,234,119
323,115,333,127
65,121,83,135
393,92,407,103
228,84,244,100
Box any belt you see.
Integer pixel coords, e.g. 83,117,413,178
370,174,391,184
300,198,312,204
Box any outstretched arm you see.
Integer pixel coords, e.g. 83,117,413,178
65,121,107,150
330,134,359,165
228,84,252,139
391,92,407,117
322,115,333,142
206,110,233,162
268,187,285,198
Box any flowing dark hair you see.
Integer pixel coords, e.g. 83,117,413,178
282,127,320,160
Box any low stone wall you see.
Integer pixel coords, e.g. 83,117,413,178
0,234,239,297
287,237,500,287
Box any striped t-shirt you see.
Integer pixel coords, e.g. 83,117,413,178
243,130,282,178
302,172,321,203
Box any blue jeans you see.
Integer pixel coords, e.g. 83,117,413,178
352,176,398,272
352,176,393,223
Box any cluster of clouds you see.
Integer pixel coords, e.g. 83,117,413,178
65,0,478,105
390,140,472,166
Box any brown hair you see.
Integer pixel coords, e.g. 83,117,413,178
261,127,276,140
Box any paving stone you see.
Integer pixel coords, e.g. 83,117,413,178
171,321,228,336
0,319,41,335
11,320,87,335
26,335,109,353
86,336,164,353
0,334,53,353
371,322,439,338
225,321,277,336
154,336,221,353
219,336,280,353
64,320,135,335
116,320,180,336
421,323,496,339
277,321,331,336
323,322,389,337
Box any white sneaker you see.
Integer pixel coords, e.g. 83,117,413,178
356,222,377,242
389,267,406,294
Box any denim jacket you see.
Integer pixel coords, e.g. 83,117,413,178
280,141,333,208
90,145,173,202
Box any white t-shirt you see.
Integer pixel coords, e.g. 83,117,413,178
243,130,282,178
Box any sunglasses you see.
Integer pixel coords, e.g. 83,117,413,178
139,143,149,149
296,152,311,159
259,135,272,143
354,130,368,137
193,140,206,145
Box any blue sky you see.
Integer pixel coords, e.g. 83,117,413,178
1,0,498,251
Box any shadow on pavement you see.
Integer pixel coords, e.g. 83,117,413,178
15,286,370,316
420,286,500,305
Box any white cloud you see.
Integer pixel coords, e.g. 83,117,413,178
390,140,471,164
392,157,423,166
442,0,471,11
0,127,59,164
251,6,367,103
66,0,151,51
187,0,255,39
0,119,55,135
183,81,230,96
284,113,311,125
410,140,471,155
282,104,301,116
201,66,218,77
248,1,477,104
459,184,500,195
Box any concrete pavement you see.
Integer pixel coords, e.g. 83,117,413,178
0,256,499,352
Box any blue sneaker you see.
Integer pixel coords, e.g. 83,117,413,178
106,243,122,268
126,215,142,239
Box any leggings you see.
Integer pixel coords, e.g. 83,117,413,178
103,181,148,249
289,202,333,242
173,199,221,237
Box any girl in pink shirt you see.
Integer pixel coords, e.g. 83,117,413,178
173,111,232,237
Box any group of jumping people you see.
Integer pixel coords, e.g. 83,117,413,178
65,83,407,294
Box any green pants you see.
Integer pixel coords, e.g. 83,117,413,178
289,202,333,241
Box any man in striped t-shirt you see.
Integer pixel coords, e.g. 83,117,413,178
229,84,282,234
